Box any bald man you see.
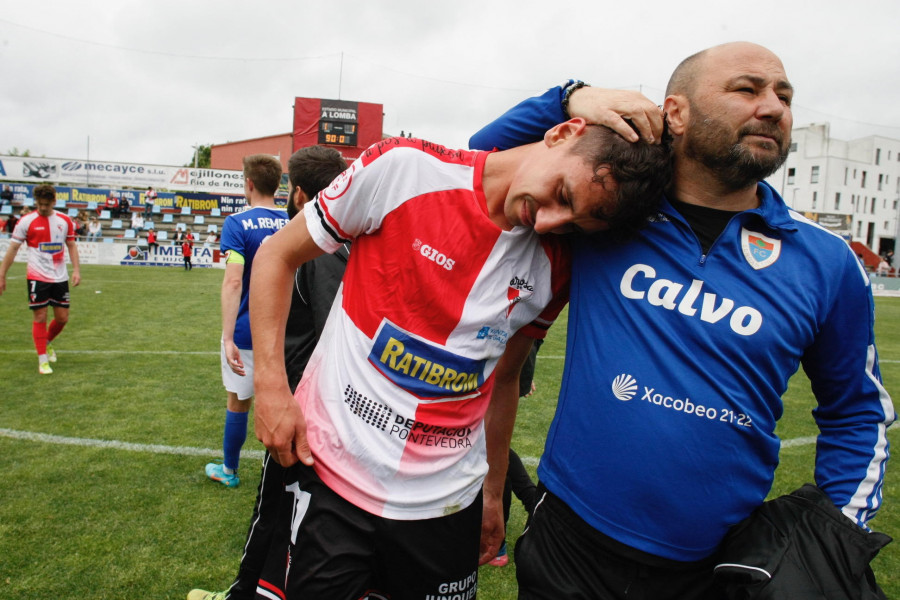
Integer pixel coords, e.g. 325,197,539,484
470,42,894,599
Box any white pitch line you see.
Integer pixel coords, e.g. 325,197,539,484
8,424,894,467
0,428,265,460
0,349,218,355
1,349,899,365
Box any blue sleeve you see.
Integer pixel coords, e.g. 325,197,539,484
219,216,243,255
802,249,895,528
468,83,570,151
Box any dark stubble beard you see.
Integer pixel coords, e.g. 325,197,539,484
681,104,790,192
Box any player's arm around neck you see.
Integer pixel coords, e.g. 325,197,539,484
250,212,325,467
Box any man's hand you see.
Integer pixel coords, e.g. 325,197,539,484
224,339,245,376
0,276,6,296
254,386,314,468
71,271,81,287
479,492,505,565
567,87,665,144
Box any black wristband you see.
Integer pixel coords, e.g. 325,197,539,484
561,80,589,118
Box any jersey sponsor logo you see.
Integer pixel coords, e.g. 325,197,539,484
38,242,63,254
412,238,455,271
620,263,763,336
476,326,509,344
741,228,781,270
611,372,755,430
612,373,638,401
507,275,534,317
370,321,486,399
389,414,473,448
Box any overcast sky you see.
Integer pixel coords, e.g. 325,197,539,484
2,0,899,168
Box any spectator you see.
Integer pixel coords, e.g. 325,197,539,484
131,211,144,232
182,238,193,271
144,186,157,217
102,190,120,217
0,185,13,207
4,210,18,235
147,228,158,254
87,217,102,241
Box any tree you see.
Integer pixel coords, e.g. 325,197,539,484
7,147,32,157
186,144,211,168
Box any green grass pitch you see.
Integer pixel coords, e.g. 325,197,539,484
0,263,897,599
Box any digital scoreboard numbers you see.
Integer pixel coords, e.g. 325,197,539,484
319,121,357,146
318,100,359,147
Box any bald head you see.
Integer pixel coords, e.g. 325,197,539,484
666,42,789,99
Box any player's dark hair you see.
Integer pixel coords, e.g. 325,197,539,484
570,124,673,240
242,154,283,197
33,183,56,202
287,146,348,219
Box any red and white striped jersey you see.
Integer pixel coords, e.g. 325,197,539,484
298,138,570,519
11,210,76,283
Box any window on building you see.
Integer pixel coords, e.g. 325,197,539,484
862,171,867,188
790,142,798,152
876,148,881,165
844,167,849,185
812,191,817,209
878,174,884,191
835,192,841,210
857,222,863,237
885,221,890,231
871,197,876,214
811,166,820,184
787,167,795,185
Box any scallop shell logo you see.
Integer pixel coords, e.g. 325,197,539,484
612,374,638,401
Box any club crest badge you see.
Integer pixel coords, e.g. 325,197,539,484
741,228,781,270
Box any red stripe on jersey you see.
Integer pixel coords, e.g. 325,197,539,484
401,385,493,473
341,189,501,344
518,236,572,339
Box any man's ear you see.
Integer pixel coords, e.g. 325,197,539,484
544,118,588,147
663,96,687,136
294,187,309,211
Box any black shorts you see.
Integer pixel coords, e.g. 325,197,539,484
515,483,717,600
27,279,70,310
255,462,481,600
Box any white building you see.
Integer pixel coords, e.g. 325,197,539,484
765,123,900,256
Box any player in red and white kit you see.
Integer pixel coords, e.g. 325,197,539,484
0,184,81,374
249,123,671,599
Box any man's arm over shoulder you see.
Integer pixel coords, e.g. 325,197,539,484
469,81,664,151
802,248,895,528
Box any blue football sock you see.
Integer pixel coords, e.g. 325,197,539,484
223,410,249,472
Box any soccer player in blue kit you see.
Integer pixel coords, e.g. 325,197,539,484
206,154,289,488
470,41,895,599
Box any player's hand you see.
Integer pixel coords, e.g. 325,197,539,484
0,277,6,296
567,87,664,144
254,387,314,468
479,492,506,565
224,340,245,376
71,271,81,287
